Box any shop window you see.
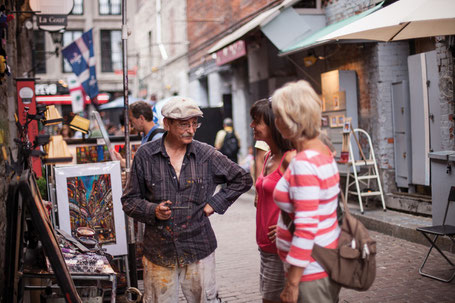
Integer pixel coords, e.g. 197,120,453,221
34,31,46,74
100,30,122,72
294,0,318,8
293,0,323,14
62,30,83,73
71,0,84,15
99,0,121,15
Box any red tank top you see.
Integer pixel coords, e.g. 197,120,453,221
255,151,289,254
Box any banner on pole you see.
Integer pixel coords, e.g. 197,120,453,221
62,29,99,104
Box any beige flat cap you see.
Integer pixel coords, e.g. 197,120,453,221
161,96,203,120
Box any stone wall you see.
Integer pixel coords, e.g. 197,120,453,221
367,42,409,194
323,0,378,25
435,36,455,150
0,1,34,295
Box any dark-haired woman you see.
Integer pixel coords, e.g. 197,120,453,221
250,99,295,303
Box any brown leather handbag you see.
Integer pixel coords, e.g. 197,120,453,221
282,189,377,291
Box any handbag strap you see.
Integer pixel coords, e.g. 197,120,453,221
281,187,349,235
339,188,350,216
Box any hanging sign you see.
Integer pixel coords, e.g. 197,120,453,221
216,40,247,66
29,0,74,31
37,15,68,27
17,79,42,177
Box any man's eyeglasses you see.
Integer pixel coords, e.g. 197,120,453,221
175,121,202,130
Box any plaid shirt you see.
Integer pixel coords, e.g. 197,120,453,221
121,134,253,267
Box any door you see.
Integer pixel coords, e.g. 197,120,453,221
408,51,441,186
392,81,412,188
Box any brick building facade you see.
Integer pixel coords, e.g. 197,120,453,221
187,0,280,69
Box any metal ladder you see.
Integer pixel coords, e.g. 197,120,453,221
345,128,386,213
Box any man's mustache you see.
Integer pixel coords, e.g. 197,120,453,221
181,133,193,138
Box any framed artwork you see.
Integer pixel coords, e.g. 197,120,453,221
321,115,329,127
55,161,127,256
337,115,345,126
343,117,352,133
330,116,338,128
76,145,111,164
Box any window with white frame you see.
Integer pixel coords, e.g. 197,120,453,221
62,30,83,73
71,0,84,15
100,30,122,72
99,0,121,15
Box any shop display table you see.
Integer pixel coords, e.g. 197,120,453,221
23,258,117,302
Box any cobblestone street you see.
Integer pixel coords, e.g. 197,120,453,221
205,192,454,303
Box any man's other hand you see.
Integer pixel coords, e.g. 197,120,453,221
203,204,214,217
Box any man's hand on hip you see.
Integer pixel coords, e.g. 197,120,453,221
203,204,214,217
156,201,172,220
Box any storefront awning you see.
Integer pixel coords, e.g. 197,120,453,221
279,2,384,56
317,0,455,42
208,0,299,54
36,93,109,105
261,4,325,51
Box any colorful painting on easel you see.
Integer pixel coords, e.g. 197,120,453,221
66,174,116,245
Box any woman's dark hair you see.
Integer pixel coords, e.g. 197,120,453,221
250,99,293,153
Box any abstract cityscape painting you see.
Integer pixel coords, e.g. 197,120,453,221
66,173,116,244
55,161,127,256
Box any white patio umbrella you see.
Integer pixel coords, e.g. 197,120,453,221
318,0,455,42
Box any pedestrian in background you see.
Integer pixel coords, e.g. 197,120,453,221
214,117,240,163
112,101,164,167
239,145,254,173
271,80,341,303
59,124,74,139
128,101,165,145
122,96,253,303
250,98,295,303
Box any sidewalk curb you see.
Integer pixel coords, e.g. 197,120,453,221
243,189,454,253
352,211,455,253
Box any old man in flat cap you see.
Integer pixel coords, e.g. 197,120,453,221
122,96,253,303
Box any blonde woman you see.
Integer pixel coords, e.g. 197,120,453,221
271,80,341,303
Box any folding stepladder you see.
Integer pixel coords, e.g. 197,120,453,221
345,128,386,214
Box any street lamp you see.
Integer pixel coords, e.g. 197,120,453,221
50,29,64,46
29,0,73,58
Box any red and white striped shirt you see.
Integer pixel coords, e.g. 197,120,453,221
273,149,340,282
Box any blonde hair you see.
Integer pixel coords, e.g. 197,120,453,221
271,80,322,141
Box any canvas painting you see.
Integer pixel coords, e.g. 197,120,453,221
343,117,352,133
66,174,116,244
55,161,127,256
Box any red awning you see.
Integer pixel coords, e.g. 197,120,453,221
36,93,109,105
